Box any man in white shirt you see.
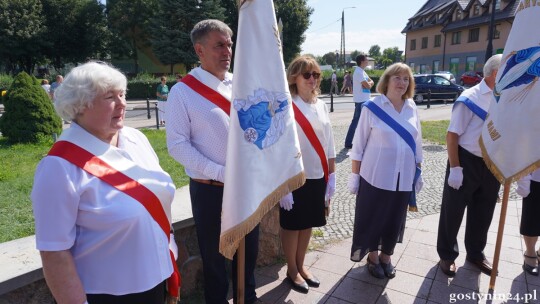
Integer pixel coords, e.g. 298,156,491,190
345,55,373,149
166,19,260,304
330,70,339,95
437,54,502,277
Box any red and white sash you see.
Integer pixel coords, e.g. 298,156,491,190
47,126,181,297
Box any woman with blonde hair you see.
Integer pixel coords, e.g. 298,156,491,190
279,55,336,293
348,63,423,279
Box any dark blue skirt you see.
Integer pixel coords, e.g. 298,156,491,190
280,178,327,230
350,176,410,262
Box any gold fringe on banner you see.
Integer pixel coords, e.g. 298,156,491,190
219,171,305,260
479,135,540,184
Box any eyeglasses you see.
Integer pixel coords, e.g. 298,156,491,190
302,72,321,80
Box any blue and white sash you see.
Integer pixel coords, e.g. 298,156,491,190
453,96,487,121
363,100,421,211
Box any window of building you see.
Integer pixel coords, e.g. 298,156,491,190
451,31,461,45
421,37,428,49
468,28,480,42
455,9,462,21
474,4,480,16
466,57,477,71
450,58,460,76
493,24,500,39
433,60,440,73
419,64,427,74
434,34,441,47
495,0,500,11
410,39,416,50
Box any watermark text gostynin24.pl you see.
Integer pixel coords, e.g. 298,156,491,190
449,291,537,303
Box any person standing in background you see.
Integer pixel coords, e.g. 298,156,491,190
156,76,169,126
330,70,339,95
49,75,63,99
344,55,373,149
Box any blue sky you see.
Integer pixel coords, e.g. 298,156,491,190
301,0,427,56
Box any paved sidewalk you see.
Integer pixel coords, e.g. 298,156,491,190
120,101,537,303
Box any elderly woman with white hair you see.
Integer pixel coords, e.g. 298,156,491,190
31,61,180,304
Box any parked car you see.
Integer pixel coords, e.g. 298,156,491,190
434,71,456,83
413,74,464,104
460,71,483,86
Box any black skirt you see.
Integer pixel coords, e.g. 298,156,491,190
350,177,410,262
280,178,327,230
521,180,540,236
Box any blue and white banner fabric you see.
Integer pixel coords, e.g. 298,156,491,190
480,2,540,183
219,0,305,260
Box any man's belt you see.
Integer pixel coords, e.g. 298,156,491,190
192,178,224,187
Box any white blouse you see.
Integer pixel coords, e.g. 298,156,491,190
350,95,423,191
32,124,176,295
293,96,336,179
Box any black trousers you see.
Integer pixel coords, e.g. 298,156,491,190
189,179,259,304
437,146,500,261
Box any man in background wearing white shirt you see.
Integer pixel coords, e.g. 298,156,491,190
166,19,261,304
344,55,373,149
330,70,339,95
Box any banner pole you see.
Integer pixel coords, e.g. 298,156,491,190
237,238,246,304
489,182,510,291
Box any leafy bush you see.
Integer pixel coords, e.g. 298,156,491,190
0,72,62,143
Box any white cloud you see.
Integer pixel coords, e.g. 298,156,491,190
302,28,406,56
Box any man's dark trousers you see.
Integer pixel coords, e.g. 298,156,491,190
437,146,500,262
190,179,259,304
344,102,364,148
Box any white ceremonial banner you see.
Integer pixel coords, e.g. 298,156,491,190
480,2,540,183
219,0,305,259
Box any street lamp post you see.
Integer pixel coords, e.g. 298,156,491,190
485,0,497,61
340,7,355,70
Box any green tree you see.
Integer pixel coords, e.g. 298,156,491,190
149,0,225,73
217,0,313,68
380,47,403,67
350,50,362,63
0,0,46,73
322,51,337,66
275,0,313,66
0,72,62,143
107,0,158,74
41,0,110,70
368,45,381,58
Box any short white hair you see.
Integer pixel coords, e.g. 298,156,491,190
54,62,127,121
483,54,502,77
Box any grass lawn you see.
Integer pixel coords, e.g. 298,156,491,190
0,129,188,243
421,120,449,145
0,123,449,243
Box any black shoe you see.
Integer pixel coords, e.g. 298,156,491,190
466,256,496,276
366,256,386,279
523,254,539,276
300,274,320,287
439,259,456,277
286,274,309,293
380,261,396,278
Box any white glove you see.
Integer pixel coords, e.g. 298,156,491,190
169,233,178,260
279,193,294,211
348,173,360,194
448,167,463,190
325,172,336,201
516,176,532,197
415,175,424,193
